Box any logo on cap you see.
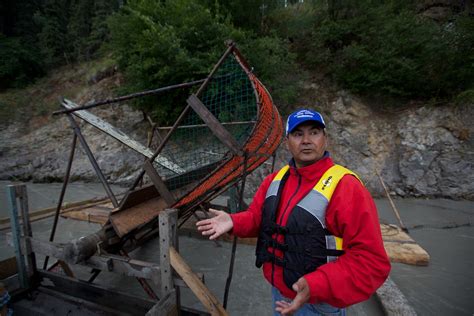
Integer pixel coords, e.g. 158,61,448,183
286,108,326,135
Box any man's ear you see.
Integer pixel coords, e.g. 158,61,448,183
284,136,289,150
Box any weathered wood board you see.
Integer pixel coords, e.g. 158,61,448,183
170,246,227,316
381,223,430,266
110,196,168,237
62,98,185,174
59,199,115,225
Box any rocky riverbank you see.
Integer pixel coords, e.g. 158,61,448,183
0,72,472,199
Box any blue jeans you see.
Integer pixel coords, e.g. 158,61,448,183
272,287,346,316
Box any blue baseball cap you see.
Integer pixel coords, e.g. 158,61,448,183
285,109,326,135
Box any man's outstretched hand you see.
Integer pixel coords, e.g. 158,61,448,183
275,277,311,315
196,208,233,240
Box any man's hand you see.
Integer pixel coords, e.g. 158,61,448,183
275,277,311,315
196,208,233,240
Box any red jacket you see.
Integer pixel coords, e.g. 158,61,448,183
230,155,390,307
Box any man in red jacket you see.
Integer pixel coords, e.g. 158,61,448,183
197,109,390,315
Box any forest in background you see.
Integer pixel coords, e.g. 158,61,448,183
1,0,473,124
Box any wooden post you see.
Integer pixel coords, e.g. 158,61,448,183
187,94,243,156
6,184,29,289
16,184,37,278
159,209,178,297
144,161,177,206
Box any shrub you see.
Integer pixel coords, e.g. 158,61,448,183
269,1,474,101
107,0,298,124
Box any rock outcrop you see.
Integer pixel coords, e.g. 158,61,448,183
0,76,472,199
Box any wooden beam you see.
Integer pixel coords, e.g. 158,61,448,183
62,98,185,173
159,209,178,296
187,94,243,156
6,236,162,283
144,160,176,206
170,246,227,316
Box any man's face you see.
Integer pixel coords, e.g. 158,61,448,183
286,121,327,168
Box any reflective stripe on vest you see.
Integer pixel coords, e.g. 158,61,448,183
269,164,359,258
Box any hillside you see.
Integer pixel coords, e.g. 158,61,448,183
0,57,472,199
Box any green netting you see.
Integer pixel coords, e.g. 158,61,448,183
153,52,257,191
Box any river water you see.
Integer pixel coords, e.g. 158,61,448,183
0,181,473,315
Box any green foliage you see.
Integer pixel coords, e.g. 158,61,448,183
107,0,239,123
0,35,44,89
0,0,118,89
269,1,474,101
241,35,299,105
107,0,297,124
34,0,119,67
34,0,71,67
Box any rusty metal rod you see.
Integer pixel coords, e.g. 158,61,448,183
43,133,77,269
196,41,235,97
156,121,255,130
52,78,207,116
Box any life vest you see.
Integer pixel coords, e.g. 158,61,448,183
255,164,360,289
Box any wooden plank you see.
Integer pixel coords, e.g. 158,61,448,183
159,209,178,296
0,197,113,230
110,184,193,237
170,247,227,316
118,184,159,211
381,224,430,266
62,98,185,173
117,162,219,212
110,197,168,237
60,207,111,225
144,160,176,206
6,185,29,288
187,94,242,156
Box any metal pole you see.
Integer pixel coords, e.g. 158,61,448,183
52,78,207,116
195,41,235,97
66,113,118,207
44,134,77,269
223,153,249,308
6,184,29,288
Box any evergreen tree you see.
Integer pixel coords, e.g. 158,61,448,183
34,0,72,66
